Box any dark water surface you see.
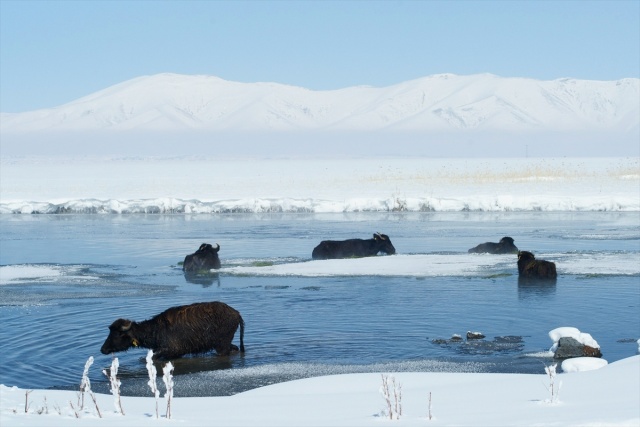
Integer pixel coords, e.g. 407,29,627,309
0,212,638,396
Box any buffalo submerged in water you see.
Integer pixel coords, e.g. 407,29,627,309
312,232,396,260
468,236,519,254
183,243,221,273
517,250,557,280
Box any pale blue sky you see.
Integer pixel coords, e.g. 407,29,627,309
1,0,638,112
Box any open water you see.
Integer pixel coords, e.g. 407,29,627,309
0,212,638,397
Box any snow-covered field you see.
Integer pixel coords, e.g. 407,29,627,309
1,156,638,213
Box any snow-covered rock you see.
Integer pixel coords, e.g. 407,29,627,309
549,327,602,359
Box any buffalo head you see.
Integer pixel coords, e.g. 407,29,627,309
498,237,518,253
517,250,536,272
100,318,138,355
374,232,396,255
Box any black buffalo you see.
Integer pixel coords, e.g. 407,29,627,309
312,233,396,260
100,301,245,361
183,243,221,273
517,251,557,280
468,236,519,254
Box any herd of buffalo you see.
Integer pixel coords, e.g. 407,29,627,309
101,234,557,362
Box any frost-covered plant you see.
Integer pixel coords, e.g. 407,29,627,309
79,356,92,409
24,390,32,413
427,391,433,421
102,357,125,415
146,350,160,419
380,374,402,420
21,390,51,416
544,362,562,404
393,376,402,419
162,361,175,419
78,356,102,417
392,195,408,212
88,389,102,418
40,396,49,415
69,400,79,418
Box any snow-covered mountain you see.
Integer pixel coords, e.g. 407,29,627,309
1,73,638,133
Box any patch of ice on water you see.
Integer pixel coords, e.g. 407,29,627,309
0,265,63,284
0,264,99,285
222,254,511,277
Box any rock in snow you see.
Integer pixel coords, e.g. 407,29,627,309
549,326,603,359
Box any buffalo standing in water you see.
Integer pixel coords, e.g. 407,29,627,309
468,236,519,254
183,243,221,273
100,301,245,361
312,233,396,260
517,250,557,280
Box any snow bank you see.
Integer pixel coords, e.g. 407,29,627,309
561,357,608,373
1,356,638,426
1,157,638,213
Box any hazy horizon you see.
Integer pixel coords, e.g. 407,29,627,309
1,1,638,113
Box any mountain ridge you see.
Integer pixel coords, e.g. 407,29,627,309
1,73,638,133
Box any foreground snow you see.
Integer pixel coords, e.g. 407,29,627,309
1,355,638,426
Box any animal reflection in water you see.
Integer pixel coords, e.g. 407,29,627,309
517,276,557,298
183,271,221,287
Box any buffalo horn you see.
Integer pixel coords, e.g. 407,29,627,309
119,320,132,332
215,243,220,252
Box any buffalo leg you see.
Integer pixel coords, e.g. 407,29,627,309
152,348,182,361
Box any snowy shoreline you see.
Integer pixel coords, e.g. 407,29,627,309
1,156,638,213
2,355,639,426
